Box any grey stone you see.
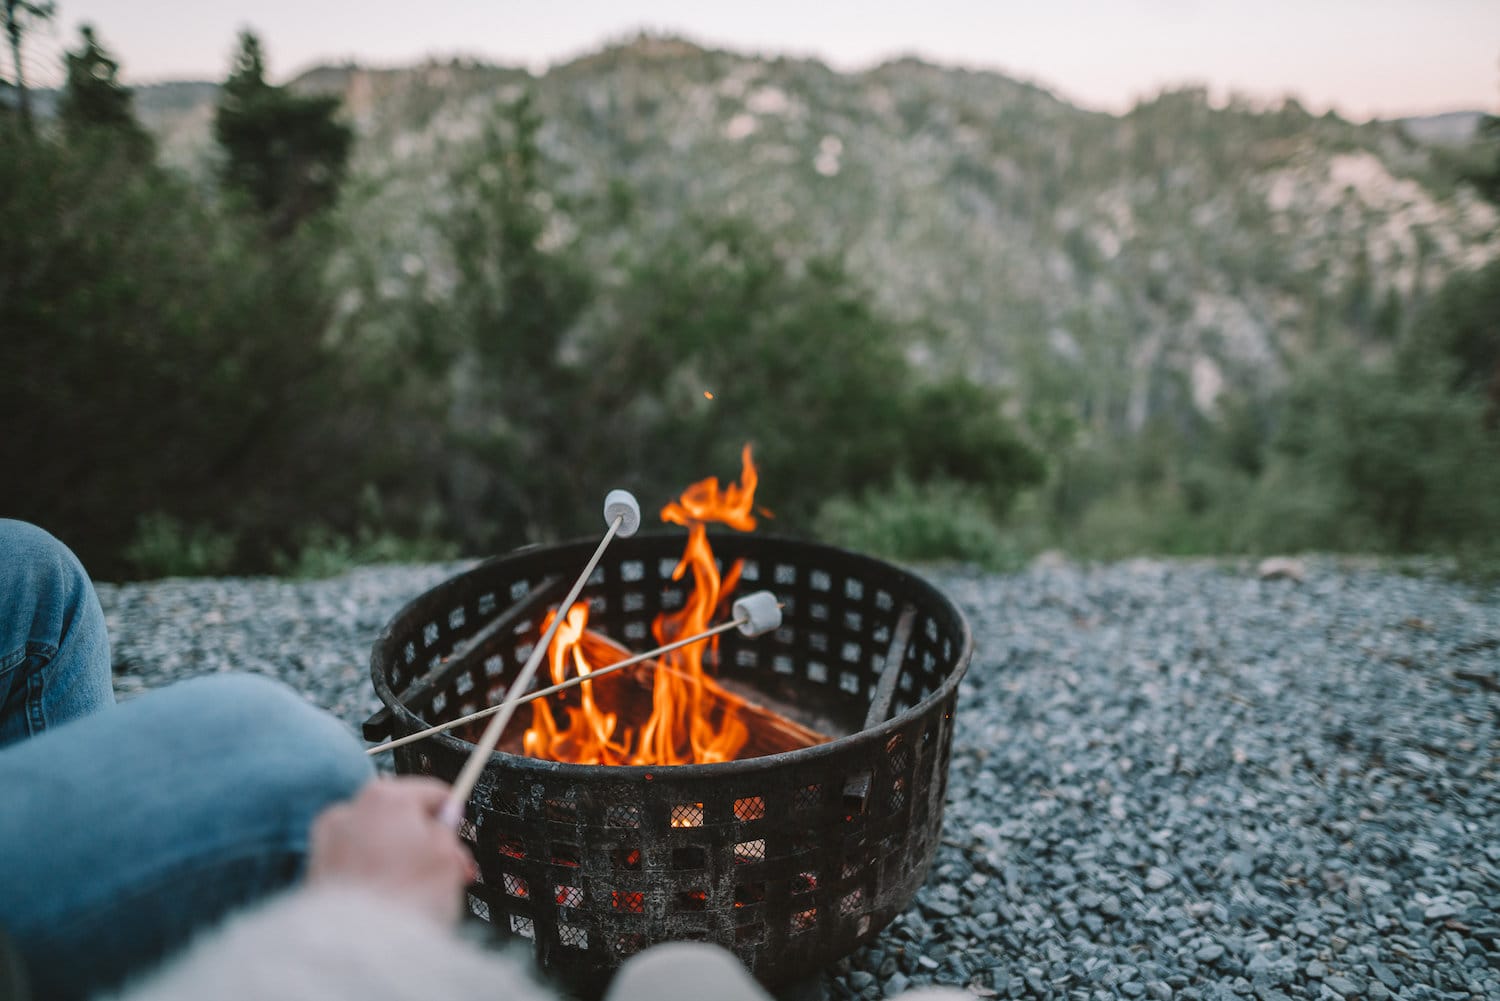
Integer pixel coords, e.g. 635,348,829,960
1323,976,1360,997
1146,868,1175,891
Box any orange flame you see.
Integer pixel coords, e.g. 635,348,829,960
521,445,762,766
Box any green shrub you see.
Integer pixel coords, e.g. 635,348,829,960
274,525,460,580
122,514,237,579
813,479,1026,569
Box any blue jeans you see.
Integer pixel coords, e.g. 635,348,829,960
0,520,373,1000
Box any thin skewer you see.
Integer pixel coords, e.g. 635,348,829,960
437,491,640,829
367,614,754,756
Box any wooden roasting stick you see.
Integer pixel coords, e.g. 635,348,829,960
437,490,642,830
365,594,807,756
361,575,567,743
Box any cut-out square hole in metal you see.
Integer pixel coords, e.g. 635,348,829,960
615,933,647,955
734,839,766,863
840,889,864,915
670,802,704,828
559,924,588,949
612,846,642,870
793,871,818,894
790,908,817,935
606,804,641,828
734,796,766,822
555,884,584,908
735,881,766,906
501,873,528,898
611,890,645,913
545,798,578,824
469,894,490,920
673,889,709,912
793,784,821,809
549,843,580,867
510,915,534,939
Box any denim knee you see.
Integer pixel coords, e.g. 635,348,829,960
156,674,373,848
0,520,100,649
0,520,113,743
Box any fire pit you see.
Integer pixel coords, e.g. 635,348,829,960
364,533,971,994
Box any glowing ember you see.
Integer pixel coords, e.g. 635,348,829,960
522,445,764,766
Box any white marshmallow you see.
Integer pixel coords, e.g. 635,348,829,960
732,590,782,637
603,489,641,537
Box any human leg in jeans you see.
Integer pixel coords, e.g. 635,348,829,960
0,520,374,1000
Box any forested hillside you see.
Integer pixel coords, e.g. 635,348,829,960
6,31,1499,575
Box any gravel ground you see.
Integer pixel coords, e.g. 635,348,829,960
97,557,1500,1001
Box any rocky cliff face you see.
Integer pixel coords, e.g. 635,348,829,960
133,38,1498,433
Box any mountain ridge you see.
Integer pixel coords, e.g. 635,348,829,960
113,36,1500,436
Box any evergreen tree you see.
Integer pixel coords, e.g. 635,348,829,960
3,0,53,130
58,25,153,160
213,30,352,238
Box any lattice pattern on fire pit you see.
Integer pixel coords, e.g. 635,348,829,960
367,534,970,995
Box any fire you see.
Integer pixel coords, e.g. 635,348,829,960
521,445,763,766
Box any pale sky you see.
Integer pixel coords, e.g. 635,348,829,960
22,0,1500,121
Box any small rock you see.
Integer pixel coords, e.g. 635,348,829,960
849,971,875,991
884,973,911,996
1256,557,1305,582
1198,944,1226,964
1324,975,1360,997
1145,868,1175,891
1306,960,1328,979
1368,963,1400,991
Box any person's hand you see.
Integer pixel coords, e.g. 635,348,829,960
306,776,477,926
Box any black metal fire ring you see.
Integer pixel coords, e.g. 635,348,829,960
367,533,972,996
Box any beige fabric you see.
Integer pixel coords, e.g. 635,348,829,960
104,885,545,1001
105,886,968,1001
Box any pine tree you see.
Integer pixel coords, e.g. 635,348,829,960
3,0,53,131
58,25,153,160
213,30,352,238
